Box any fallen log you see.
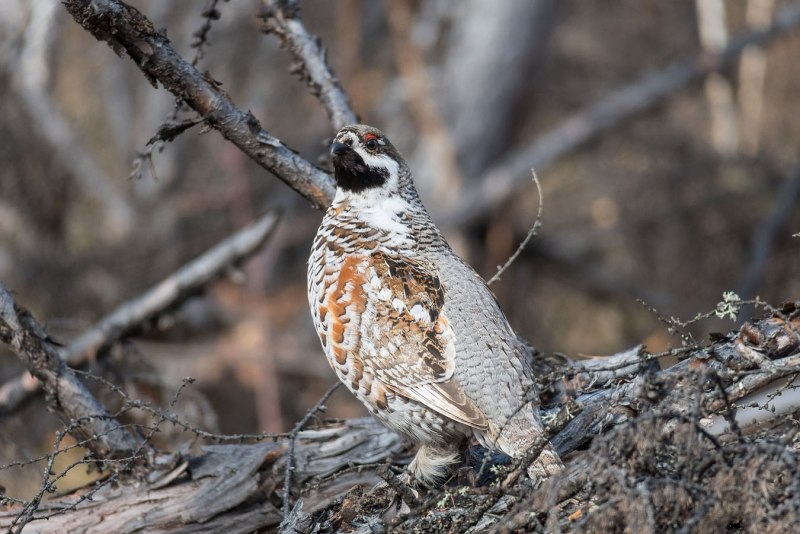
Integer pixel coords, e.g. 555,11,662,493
2,305,797,533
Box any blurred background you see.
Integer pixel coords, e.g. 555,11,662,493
1,0,799,497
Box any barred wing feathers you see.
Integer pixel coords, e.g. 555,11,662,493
323,250,489,430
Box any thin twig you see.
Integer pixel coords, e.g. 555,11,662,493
131,0,227,180
1,309,799,530
190,0,226,66
487,170,544,286
76,368,291,443
9,377,196,532
282,383,341,516
62,0,800,224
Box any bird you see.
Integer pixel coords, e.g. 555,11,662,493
307,124,563,486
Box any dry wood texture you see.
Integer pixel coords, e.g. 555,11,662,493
1,307,797,532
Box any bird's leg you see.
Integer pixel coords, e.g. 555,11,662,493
378,444,458,505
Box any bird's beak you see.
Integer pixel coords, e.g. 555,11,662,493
331,142,350,157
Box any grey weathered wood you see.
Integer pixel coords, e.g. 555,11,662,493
0,284,143,460
1,311,797,532
0,419,403,533
260,0,358,131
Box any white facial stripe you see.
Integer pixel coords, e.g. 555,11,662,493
356,150,399,178
336,131,393,174
335,130,400,185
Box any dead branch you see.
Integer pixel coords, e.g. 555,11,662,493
443,1,800,228
0,307,797,532
18,3,799,532
0,211,281,415
61,0,335,210
62,0,800,233
0,285,144,460
131,0,228,181
189,0,226,67
486,170,543,286
0,418,405,533
259,0,358,130
282,383,340,516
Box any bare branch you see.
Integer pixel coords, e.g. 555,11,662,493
443,1,800,228
131,0,228,181
281,383,341,518
62,0,335,209
189,0,226,67
260,0,358,130
59,0,800,228
0,211,281,414
0,417,404,533
487,170,543,286
0,285,144,460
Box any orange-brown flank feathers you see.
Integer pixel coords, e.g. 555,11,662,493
314,247,489,431
326,255,367,365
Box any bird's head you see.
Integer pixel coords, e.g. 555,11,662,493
330,125,407,196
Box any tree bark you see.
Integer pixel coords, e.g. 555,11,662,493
0,285,144,461
61,0,335,210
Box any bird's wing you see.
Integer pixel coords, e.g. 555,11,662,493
356,251,489,430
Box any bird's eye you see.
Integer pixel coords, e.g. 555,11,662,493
365,138,379,150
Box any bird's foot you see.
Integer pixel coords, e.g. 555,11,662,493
374,464,421,506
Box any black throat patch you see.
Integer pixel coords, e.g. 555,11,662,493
332,149,388,193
